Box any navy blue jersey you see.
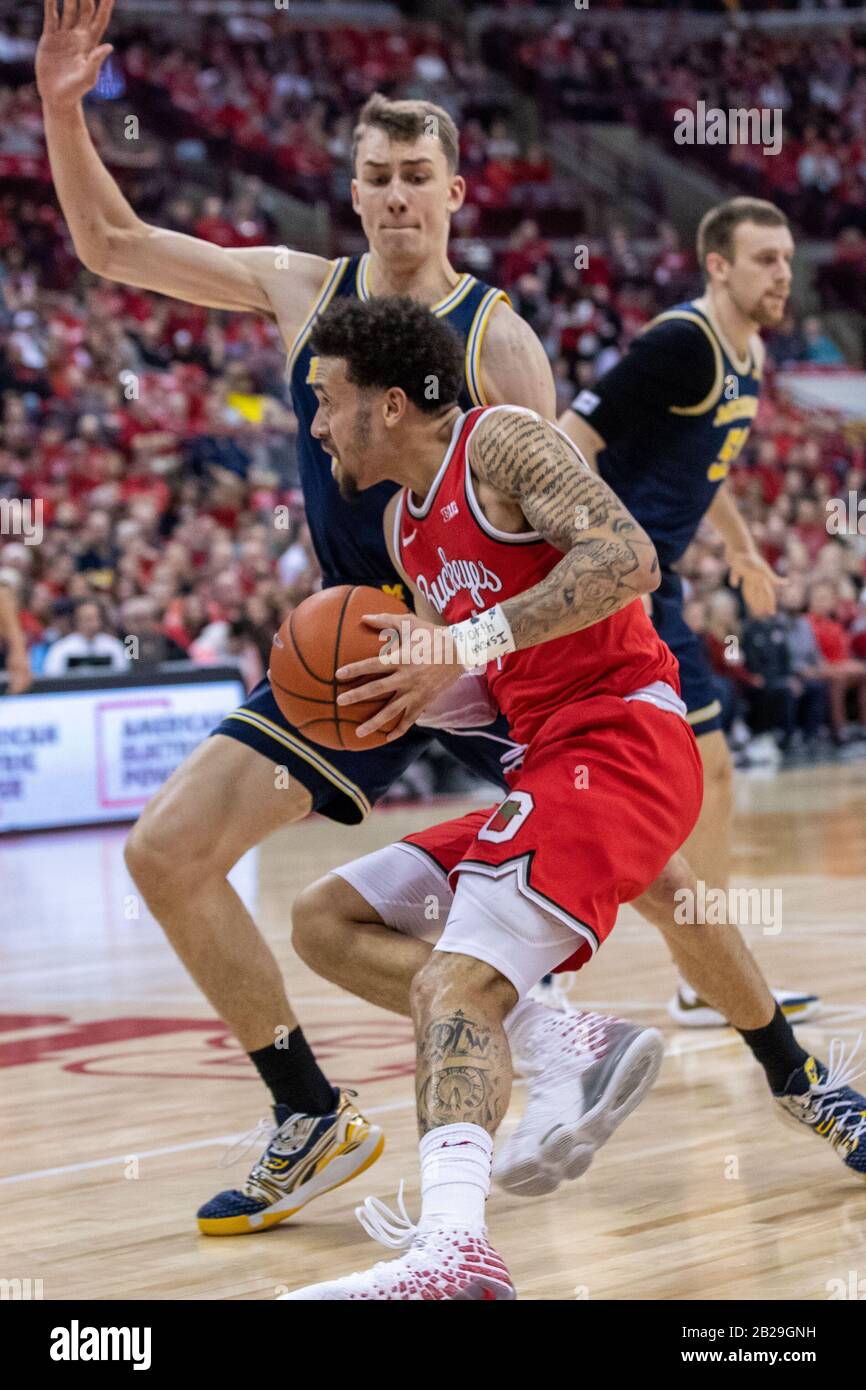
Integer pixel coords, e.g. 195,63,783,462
569,301,762,568
286,253,509,597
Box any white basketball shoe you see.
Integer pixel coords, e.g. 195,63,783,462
495,1008,664,1196
279,1190,515,1301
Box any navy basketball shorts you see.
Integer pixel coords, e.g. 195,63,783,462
212,674,518,824
650,569,723,737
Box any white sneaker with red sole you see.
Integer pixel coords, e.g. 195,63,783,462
279,1193,515,1301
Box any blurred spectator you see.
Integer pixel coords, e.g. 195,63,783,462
189,615,264,691
807,579,866,741
120,595,189,668
701,588,763,738
41,597,129,675
801,316,845,366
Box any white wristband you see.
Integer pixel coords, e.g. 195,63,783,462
448,604,516,669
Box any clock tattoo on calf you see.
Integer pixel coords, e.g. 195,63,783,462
416,1009,509,1135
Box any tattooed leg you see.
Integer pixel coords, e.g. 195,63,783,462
411,951,518,1139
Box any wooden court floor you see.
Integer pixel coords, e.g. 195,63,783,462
1,762,865,1302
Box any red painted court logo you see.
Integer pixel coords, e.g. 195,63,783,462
478,791,534,843
0,1013,415,1087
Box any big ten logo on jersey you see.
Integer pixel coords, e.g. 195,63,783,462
708,376,759,482
478,791,535,843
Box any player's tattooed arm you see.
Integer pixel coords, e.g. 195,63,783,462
416,1009,508,1135
468,409,660,647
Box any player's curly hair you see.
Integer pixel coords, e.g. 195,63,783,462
309,296,464,414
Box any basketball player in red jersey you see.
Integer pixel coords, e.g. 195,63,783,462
281,296,866,1300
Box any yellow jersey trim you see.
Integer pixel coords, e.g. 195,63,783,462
686,699,723,727
225,709,372,819
286,258,351,379
357,254,476,317
465,289,510,407
640,309,725,417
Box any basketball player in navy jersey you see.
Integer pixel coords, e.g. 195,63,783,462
36,0,577,1236
558,198,820,1032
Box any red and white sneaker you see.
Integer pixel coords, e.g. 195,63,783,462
278,1190,515,1301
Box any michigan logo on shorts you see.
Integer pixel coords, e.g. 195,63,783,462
478,791,535,843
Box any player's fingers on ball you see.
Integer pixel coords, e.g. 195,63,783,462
336,656,387,681
337,676,398,706
357,701,403,739
361,612,398,630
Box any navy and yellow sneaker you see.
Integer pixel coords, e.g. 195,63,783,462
774,1040,866,1179
197,1089,384,1235
668,980,821,1028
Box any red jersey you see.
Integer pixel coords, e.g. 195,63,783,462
394,406,681,745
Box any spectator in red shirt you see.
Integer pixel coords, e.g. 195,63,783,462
808,579,866,740
193,195,240,248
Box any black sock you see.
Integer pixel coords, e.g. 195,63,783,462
737,1005,809,1093
248,1028,336,1116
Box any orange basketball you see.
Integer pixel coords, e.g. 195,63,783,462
268,585,410,750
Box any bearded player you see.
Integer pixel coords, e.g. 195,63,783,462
280,297,864,1300
558,197,820,1029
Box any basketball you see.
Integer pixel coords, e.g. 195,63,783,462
268,585,410,749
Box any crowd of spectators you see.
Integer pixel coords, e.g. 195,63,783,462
491,21,866,237
1,11,866,778
678,393,866,760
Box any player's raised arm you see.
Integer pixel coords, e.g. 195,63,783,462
36,0,326,319
467,409,660,653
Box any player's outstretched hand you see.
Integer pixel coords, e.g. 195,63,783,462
728,550,783,619
335,613,464,742
37,0,116,111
